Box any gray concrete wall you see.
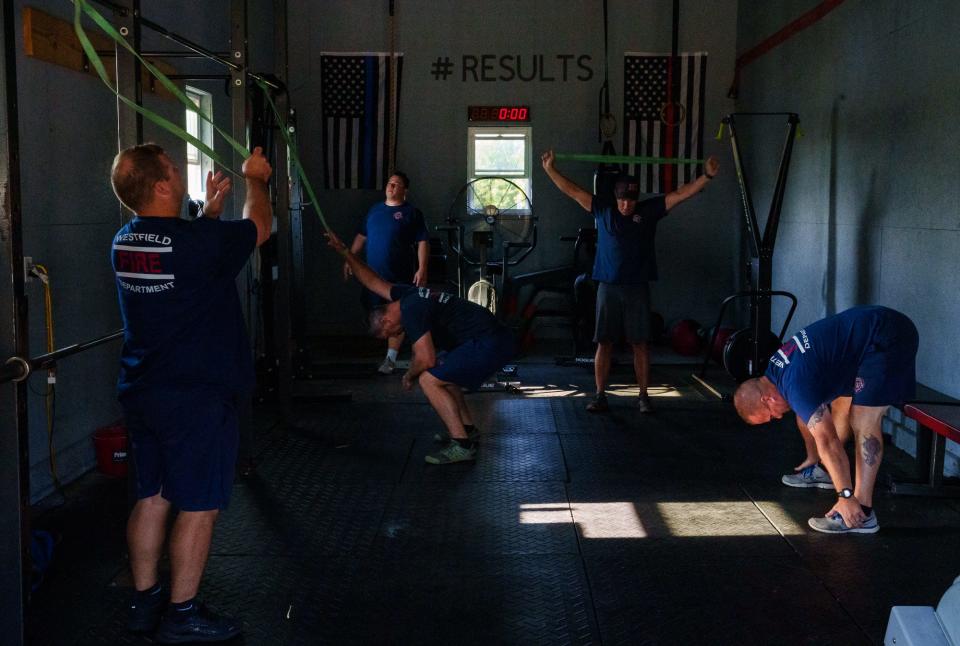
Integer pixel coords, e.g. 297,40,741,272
15,0,271,501
288,0,742,337
735,1,959,471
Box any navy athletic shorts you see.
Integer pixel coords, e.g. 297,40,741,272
428,327,515,391
122,388,240,511
594,282,652,344
852,310,919,408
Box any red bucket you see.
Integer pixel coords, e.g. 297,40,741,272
93,423,128,478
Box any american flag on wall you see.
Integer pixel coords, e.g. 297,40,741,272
321,52,403,190
623,52,707,194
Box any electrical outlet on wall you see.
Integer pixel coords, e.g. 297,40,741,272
23,256,34,283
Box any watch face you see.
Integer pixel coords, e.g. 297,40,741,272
838,488,853,498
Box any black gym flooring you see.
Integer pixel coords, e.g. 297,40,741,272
25,354,960,645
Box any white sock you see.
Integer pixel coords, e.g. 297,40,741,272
386,348,398,362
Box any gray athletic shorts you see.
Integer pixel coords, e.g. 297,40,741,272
594,282,651,344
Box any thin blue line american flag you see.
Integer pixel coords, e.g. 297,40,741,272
321,53,403,190
623,52,707,194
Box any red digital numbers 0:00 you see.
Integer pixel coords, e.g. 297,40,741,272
468,106,530,122
497,107,528,120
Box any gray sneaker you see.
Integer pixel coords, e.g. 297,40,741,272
781,464,833,489
378,357,396,374
807,510,879,534
425,440,477,464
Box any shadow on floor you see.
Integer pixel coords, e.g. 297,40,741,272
26,360,960,645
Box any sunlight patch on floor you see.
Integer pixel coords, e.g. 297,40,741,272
520,502,647,538
520,501,805,537
606,384,682,398
512,383,683,398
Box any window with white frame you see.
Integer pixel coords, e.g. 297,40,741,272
467,126,532,211
185,86,214,201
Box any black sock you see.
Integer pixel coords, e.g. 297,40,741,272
454,438,474,449
171,598,198,614
861,504,873,515
135,582,163,598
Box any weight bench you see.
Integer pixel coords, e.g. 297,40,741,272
888,403,960,497
884,573,960,645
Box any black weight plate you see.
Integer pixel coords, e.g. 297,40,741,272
722,327,781,382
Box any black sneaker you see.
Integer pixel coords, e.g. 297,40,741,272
586,393,609,413
155,603,241,644
126,586,168,633
636,396,654,414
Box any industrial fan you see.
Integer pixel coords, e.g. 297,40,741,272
445,176,536,313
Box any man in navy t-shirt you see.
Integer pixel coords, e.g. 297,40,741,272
541,149,720,413
110,144,272,641
734,306,918,535
344,172,430,375
329,231,513,465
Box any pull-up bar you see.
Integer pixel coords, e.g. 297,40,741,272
95,50,234,60
86,0,281,90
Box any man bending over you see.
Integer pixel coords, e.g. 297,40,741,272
734,306,918,534
328,231,514,465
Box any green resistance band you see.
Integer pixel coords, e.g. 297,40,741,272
73,0,334,234
256,79,332,233
554,153,704,165
73,0,247,176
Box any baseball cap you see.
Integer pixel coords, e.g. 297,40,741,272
613,175,639,200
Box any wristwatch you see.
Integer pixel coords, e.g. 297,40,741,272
705,172,716,180
836,488,854,499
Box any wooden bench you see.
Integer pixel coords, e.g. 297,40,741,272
888,402,960,496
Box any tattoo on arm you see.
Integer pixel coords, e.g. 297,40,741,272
861,435,882,466
808,403,829,429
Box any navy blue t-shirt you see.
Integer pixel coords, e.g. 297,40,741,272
358,202,428,282
391,285,503,351
111,216,258,398
591,195,667,284
765,306,893,424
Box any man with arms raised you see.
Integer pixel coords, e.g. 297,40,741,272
541,149,719,413
111,144,272,641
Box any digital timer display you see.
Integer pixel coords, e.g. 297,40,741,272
467,105,531,122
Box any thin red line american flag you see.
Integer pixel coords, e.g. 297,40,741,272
623,52,707,194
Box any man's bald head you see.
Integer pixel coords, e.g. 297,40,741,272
733,378,764,422
733,377,790,425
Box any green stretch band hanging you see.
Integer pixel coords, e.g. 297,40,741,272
555,153,704,165
257,80,332,234
74,0,334,235
74,0,248,176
